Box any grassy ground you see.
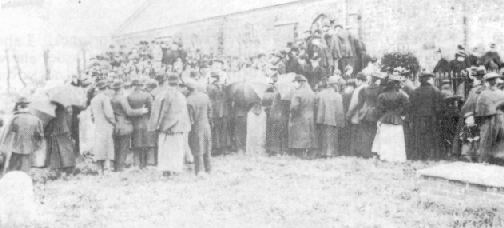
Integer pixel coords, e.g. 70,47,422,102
28,155,504,228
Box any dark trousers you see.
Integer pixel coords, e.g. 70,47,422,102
7,153,31,173
133,148,148,169
114,134,131,171
194,153,211,175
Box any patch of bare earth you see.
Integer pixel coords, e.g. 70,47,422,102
30,155,504,228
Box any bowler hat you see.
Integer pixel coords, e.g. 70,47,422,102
131,79,142,86
16,97,30,105
484,72,501,80
167,74,179,82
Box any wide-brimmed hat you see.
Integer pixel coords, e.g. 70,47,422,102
131,79,142,86
210,72,220,78
96,80,108,89
484,72,501,80
293,74,307,82
327,76,341,85
110,80,122,89
370,72,386,79
16,96,30,105
388,75,404,81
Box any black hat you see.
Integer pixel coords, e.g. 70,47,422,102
16,97,30,105
167,74,179,82
419,72,435,79
131,79,142,86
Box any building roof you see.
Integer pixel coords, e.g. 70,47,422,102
115,0,300,36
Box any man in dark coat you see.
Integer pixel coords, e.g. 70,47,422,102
127,80,153,169
110,80,147,171
409,73,444,160
207,74,231,155
186,82,212,175
289,75,318,158
433,49,451,73
265,84,290,156
3,98,44,173
483,43,501,72
306,55,329,90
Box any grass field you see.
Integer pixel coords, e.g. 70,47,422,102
28,155,504,228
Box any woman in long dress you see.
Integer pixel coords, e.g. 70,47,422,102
372,76,410,162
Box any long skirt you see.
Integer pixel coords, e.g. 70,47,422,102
372,123,406,162
409,116,441,160
47,134,76,169
439,115,460,156
318,125,340,157
157,132,184,173
8,153,31,173
349,121,376,158
478,114,504,162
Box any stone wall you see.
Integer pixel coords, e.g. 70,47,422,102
116,0,504,72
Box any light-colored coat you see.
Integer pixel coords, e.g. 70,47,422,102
315,88,345,127
90,92,115,161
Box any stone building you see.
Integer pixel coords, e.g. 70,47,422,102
115,0,504,71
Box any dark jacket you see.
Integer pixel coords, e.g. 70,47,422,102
4,111,44,155
377,90,410,125
409,84,443,118
127,90,153,146
187,91,212,155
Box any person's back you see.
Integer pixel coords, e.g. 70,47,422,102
187,91,211,128
8,111,43,156
316,88,344,127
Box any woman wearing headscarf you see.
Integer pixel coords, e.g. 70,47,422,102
372,76,410,162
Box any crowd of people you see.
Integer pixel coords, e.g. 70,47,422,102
2,20,504,179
